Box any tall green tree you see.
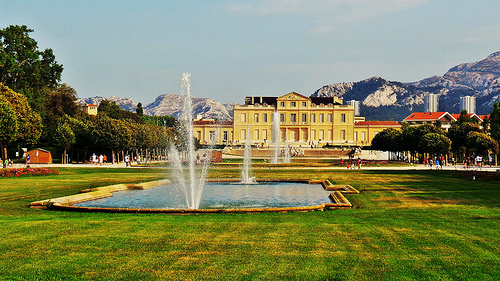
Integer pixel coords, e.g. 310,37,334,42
420,133,451,157
136,102,144,116
371,128,402,152
490,102,500,146
0,83,42,149
466,132,499,157
0,25,63,112
447,122,481,158
54,119,75,164
0,95,18,159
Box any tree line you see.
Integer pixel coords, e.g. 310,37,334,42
0,25,178,163
371,109,500,163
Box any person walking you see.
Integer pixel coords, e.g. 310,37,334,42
125,155,130,167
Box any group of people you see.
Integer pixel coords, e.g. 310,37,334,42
89,154,106,165
424,156,446,170
462,155,493,169
424,155,494,170
0,158,13,168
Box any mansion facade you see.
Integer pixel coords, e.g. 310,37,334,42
193,92,401,147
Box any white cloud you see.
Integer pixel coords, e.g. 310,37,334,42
224,0,429,33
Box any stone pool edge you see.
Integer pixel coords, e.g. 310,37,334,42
30,179,359,214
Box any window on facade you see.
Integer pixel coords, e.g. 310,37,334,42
361,132,366,141
263,113,268,122
280,102,285,107
241,113,246,122
319,130,324,140
328,114,332,123
291,101,296,107
197,131,201,141
241,129,246,139
302,102,307,107
254,113,259,122
341,114,346,123
328,130,332,140
280,113,285,122
209,131,216,142
320,114,324,123
254,129,259,140
311,130,316,140
291,113,297,123
263,129,267,140
223,131,228,141
311,114,316,123
341,130,346,140
354,132,358,142
302,113,307,123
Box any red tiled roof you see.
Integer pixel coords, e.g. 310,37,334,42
403,112,454,121
476,114,490,121
354,121,401,126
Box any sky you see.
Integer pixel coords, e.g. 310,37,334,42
1,0,500,105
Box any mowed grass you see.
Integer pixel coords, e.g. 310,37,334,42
0,166,499,280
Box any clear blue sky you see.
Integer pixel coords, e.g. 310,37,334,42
2,0,499,104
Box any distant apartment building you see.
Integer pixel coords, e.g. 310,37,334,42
346,100,360,116
460,96,476,113
424,94,438,112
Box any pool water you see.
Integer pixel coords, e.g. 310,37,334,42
76,182,332,209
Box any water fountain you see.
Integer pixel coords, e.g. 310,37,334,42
271,111,280,164
241,124,256,184
169,73,211,209
283,140,291,163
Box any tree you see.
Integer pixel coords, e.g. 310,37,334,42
371,128,401,152
45,83,80,117
0,25,63,112
136,102,144,116
466,132,499,157
0,95,18,159
54,119,75,164
490,102,500,145
0,83,42,150
447,122,481,158
420,133,451,157
98,100,142,122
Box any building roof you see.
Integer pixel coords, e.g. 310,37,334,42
403,112,455,122
244,96,278,105
354,121,401,126
310,97,342,105
476,114,490,121
83,104,98,107
450,113,489,122
193,120,233,126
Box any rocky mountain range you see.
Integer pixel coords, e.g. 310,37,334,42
79,94,233,121
79,51,500,122
313,51,500,120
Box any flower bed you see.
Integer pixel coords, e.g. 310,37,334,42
0,168,60,178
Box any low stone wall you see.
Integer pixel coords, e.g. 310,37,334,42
30,179,171,209
226,148,351,158
31,178,359,213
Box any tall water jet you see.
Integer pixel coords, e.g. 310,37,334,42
271,111,280,164
241,124,256,183
169,73,210,209
283,139,291,163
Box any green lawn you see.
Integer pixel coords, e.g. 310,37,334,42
0,167,499,280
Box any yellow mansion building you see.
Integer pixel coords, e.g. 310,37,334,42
194,92,400,147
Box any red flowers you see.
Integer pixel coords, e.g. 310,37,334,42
0,168,60,178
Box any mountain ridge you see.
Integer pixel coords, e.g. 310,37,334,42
79,51,500,121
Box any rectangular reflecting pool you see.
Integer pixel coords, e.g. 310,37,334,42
75,182,332,209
